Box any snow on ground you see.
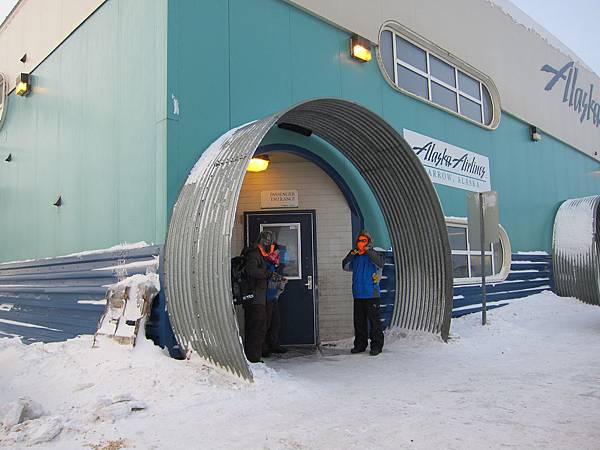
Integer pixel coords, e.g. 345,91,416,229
1,291,600,449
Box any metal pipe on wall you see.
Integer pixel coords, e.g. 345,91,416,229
553,195,600,306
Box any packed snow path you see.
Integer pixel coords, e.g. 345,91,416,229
1,291,599,449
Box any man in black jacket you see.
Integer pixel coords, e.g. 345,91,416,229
242,230,275,363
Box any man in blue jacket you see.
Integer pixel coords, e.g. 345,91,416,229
342,230,386,355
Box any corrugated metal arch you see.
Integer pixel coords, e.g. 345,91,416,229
164,98,453,381
553,195,600,306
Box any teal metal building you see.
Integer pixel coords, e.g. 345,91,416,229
0,0,598,373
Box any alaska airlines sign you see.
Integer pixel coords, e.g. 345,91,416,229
541,61,600,127
403,129,491,193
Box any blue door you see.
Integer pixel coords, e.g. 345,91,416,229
245,211,317,346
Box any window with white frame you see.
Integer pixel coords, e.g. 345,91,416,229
379,28,496,127
446,220,511,284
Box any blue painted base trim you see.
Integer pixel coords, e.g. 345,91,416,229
452,253,554,318
1,248,553,354
0,245,180,358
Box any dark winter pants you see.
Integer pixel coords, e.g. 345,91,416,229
353,298,384,351
244,303,267,363
263,299,281,353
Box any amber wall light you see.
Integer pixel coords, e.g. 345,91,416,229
350,35,372,62
15,73,31,96
247,154,270,172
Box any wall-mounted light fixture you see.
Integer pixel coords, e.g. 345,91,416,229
350,35,372,62
246,154,270,173
15,73,31,96
530,125,541,142
20,54,27,63
4,153,11,162
53,195,62,207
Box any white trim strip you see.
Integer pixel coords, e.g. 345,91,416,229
0,318,62,332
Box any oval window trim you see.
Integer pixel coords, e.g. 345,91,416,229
445,216,512,285
377,21,502,130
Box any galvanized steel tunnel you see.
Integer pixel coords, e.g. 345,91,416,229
553,195,600,306
164,98,453,380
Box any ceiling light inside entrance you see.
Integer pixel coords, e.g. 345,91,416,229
247,154,270,172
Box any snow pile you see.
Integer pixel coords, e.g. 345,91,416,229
0,331,243,448
93,256,159,273
0,242,152,266
1,291,600,449
554,197,596,254
0,397,62,446
96,272,160,344
64,242,150,258
86,395,147,423
489,0,594,74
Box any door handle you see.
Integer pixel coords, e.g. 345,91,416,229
305,275,313,290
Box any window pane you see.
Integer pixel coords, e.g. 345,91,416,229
482,85,493,125
447,226,467,251
460,95,482,122
397,64,428,99
380,30,395,81
430,55,455,87
492,242,503,275
432,82,458,112
458,71,481,99
452,254,469,278
471,255,493,277
396,36,427,72
260,224,301,279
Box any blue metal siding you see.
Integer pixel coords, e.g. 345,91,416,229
379,252,554,324
452,254,554,318
379,252,397,328
0,246,163,343
2,247,551,350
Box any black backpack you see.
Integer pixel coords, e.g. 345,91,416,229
231,255,255,305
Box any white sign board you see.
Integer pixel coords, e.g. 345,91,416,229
260,190,299,209
403,129,491,193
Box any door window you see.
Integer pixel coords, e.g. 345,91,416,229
259,223,302,279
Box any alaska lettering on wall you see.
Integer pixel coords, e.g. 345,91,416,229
541,61,600,127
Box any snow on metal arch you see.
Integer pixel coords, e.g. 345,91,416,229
164,98,453,380
553,195,600,306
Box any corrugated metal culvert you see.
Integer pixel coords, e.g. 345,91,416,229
164,98,453,381
553,195,600,306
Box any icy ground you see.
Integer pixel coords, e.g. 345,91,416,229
1,291,600,450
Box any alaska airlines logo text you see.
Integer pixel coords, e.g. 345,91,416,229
412,141,487,180
541,61,600,127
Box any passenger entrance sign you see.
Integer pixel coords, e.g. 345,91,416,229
403,129,491,193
